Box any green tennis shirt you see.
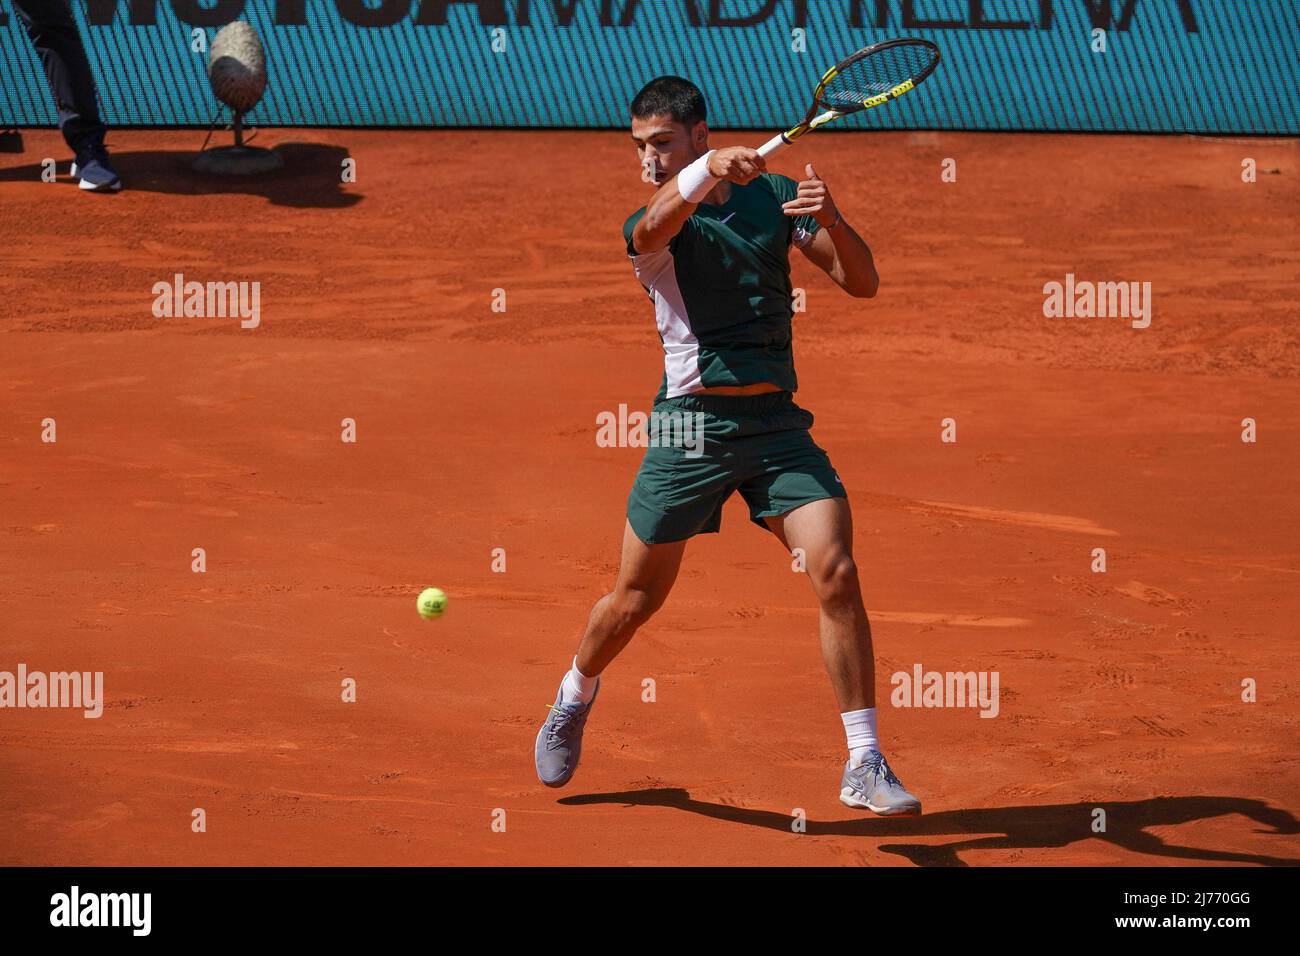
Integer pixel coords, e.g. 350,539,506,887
622,172,821,402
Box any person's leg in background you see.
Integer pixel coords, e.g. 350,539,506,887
12,0,120,190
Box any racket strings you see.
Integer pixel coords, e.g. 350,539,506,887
820,44,936,109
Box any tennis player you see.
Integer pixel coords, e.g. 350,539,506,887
536,76,920,815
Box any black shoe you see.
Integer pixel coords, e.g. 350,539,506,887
70,141,122,192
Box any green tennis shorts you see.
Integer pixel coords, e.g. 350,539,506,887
626,390,847,545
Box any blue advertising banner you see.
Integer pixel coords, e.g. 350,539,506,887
1,1,1296,132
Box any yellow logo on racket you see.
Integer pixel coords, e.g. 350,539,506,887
863,79,915,108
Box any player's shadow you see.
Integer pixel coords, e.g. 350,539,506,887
0,142,360,208
558,790,1300,867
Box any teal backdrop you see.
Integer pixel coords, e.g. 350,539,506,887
1,1,1296,132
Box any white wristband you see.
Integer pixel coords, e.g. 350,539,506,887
676,150,719,204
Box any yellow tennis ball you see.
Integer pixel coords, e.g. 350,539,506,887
417,587,447,620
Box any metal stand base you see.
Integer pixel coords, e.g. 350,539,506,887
192,145,283,175
192,112,282,175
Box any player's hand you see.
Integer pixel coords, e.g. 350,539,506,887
782,163,840,228
707,146,766,185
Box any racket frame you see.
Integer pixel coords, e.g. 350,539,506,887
758,38,939,158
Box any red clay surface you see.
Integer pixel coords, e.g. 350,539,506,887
1,129,1297,866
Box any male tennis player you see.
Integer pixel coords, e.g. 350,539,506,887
535,76,920,815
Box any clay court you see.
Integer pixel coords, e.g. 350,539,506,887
1,129,1297,866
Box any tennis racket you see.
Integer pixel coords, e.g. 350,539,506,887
758,38,941,158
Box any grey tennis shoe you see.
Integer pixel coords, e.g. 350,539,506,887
70,141,122,192
840,749,922,815
535,681,599,788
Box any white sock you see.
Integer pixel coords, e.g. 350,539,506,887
559,657,599,705
841,707,879,768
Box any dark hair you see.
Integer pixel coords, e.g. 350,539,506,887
630,75,707,127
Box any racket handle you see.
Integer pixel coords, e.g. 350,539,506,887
757,133,790,159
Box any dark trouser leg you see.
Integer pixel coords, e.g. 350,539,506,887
12,0,107,152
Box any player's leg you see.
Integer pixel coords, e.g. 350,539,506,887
764,497,873,710
738,393,921,815
574,519,688,678
534,520,688,788
735,396,873,712
765,497,921,815
536,400,731,788
11,0,119,190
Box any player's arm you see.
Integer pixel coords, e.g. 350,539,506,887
786,164,879,299
631,147,766,255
